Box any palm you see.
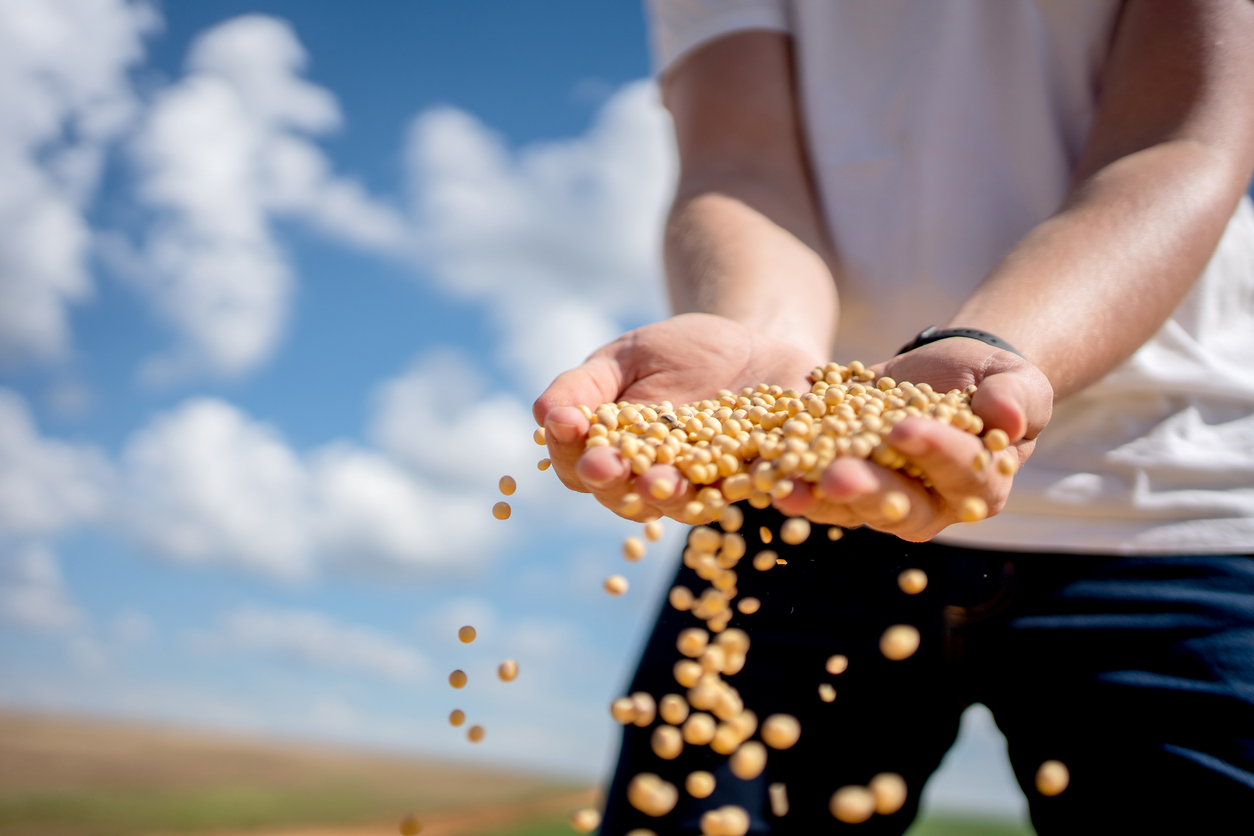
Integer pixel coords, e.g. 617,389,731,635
609,313,820,406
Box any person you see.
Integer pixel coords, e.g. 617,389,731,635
533,1,1254,832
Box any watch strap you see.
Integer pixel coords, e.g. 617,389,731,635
896,326,1021,357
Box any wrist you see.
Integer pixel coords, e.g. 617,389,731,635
898,326,1021,358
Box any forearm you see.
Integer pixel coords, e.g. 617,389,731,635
951,140,1250,399
665,181,838,361
950,1,1254,401
660,30,840,363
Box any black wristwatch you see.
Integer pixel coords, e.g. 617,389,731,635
896,326,1021,357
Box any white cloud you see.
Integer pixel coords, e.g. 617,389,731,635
0,0,153,366
370,348,538,488
405,81,676,393
119,397,315,577
118,395,501,578
0,542,84,632
126,14,407,382
310,443,496,575
196,605,429,682
0,388,113,541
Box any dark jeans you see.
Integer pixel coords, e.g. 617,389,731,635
601,506,1254,834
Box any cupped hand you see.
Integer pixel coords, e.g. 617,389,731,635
774,338,1054,541
532,312,821,522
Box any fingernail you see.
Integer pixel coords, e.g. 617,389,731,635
549,421,577,444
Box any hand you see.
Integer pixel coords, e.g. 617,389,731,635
532,312,821,521
774,338,1054,541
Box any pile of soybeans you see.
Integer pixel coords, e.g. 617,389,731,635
405,361,1065,836
574,360,1016,530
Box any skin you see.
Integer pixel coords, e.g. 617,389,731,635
534,1,1254,542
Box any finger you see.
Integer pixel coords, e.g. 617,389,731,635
814,457,880,504
544,406,592,493
888,417,1001,505
574,444,651,519
635,464,700,521
532,355,623,427
972,369,1052,443
574,451,702,523
771,481,863,528
818,457,940,536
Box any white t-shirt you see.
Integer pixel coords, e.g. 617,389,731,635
648,0,1254,554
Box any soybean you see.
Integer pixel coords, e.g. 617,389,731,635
753,550,778,571
869,772,908,815
881,491,910,522
737,597,761,614
880,625,921,661
1035,760,1070,796
761,714,801,750
627,774,678,817
897,568,928,595
958,496,989,522
651,725,684,760
659,693,689,726
768,783,789,817
686,770,716,799
730,741,767,780
569,808,601,833
644,520,664,541
830,786,875,824
622,536,646,561
780,517,811,545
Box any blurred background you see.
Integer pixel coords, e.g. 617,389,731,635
7,2,1247,835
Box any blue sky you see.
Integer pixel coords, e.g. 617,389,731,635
0,0,678,780
3,0,1249,821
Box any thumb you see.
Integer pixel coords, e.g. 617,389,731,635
972,367,1053,443
532,354,625,427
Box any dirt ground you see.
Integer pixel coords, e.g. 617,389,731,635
149,789,596,836
0,709,591,836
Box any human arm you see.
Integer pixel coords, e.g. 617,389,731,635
533,32,841,519
779,0,1254,539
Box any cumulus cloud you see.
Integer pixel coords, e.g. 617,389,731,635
125,14,407,382
0,542,84,632
118,395,500,579
405,81,676,393
119,397,314,576
0,0,153,366
195,605,429,682
310,443,494,575
0,388,113,541
370,348,537,488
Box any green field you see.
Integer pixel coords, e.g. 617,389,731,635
0,710,1035,836
470,812,1035,836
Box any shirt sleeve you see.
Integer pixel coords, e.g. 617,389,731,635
645,0,791,77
